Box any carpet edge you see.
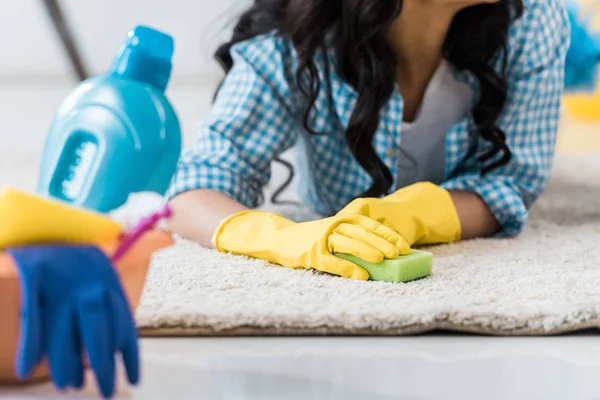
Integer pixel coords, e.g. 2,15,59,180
138,320,600,337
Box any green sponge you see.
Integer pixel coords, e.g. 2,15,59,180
335,249,433,283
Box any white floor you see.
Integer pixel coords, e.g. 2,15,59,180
1,81,599,399
2,336,600,399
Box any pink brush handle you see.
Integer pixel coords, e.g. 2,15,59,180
111,204,172,262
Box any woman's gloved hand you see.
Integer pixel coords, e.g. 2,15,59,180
213,211,410,280
7,245,139,399
337,182,462,246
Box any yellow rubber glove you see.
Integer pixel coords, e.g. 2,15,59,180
337,182,461,246
213,211,410,280
0,188,123,249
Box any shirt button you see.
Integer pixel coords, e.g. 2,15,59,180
386,149,395,158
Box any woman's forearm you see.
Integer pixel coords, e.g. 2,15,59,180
167,189,248,248
449,190,500,240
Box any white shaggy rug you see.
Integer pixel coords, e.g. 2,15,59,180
133,155,600,336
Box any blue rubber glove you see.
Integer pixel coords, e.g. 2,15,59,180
7,245,140,398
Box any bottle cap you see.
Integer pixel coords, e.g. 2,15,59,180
111,25,174,91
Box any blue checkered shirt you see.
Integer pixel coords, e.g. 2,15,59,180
167,0,569,236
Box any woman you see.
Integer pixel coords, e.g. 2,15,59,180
166,0,569,280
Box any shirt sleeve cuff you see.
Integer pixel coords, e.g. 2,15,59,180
441,176,529,237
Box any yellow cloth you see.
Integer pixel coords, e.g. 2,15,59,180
337,182,461,246
214,211,409,280
0,188,123,249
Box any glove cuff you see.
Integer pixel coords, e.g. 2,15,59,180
386,182,462,244
212,210,294,253
212,210,256,252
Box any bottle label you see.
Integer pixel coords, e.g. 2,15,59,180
50,132,99,202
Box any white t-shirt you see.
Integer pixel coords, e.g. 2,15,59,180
395,60,474,190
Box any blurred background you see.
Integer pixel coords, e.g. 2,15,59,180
0,0,244,81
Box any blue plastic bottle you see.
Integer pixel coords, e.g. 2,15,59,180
37,25,181,213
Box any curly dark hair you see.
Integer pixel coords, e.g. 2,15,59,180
214,0,524,202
